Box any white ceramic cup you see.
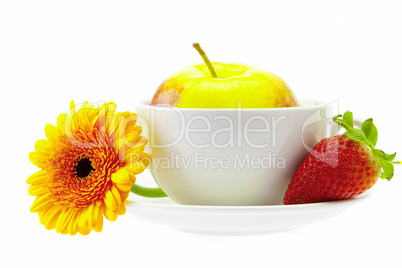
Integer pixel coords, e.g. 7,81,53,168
135,99,339,206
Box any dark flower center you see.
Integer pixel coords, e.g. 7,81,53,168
75,158,95,178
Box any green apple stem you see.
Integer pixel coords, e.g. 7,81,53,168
193,43,218,78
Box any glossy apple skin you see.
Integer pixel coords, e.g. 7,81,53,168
151,62,298,108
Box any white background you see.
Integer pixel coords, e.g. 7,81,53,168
1,0,402,267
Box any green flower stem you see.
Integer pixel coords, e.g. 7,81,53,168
130,184,168,198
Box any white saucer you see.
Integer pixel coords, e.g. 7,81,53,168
126,192,370,236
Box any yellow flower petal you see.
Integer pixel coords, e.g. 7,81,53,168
70,100,77,117
42,206,62,230
124,113,139,130
126,153,152,174
30,193,52,213
44,124,60,143
125,126,141,143
115,203,126,216
124,137,148,158
87,202,100,229
99,102,117,131
111,168,130,184
28,184,47,196
26,170,47,185
107,112,120,138
56,207,75,234
110,186,122,207
78,101,88,111
68,210,79,235
38,204,50,218
120,191,130,203
34,200,53,214
93,103,106,129
103,190,117,211
115,183,132,192
28,152,45,168
93,206,104,233
106,102,117,115
93,223,103,233
74,102,92,130
127,170,136,184
56,113,67,134
104,206,117,222
86,202,95,228
34,139,52,156
77,206,89,228
78,224,91,235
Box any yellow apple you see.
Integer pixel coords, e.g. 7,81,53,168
151,44,298,109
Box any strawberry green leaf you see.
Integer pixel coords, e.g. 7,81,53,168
379,160,394,181
333,110,400,181
332,114,343,123
361,118,378,147
343,111,354,128
333,112,354,131
344,129,367,143
374,149,396,162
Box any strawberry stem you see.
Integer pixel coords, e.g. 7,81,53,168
333,111,399,181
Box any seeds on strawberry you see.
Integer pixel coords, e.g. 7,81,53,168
283,111,400,205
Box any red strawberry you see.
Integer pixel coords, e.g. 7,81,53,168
283,111,399,205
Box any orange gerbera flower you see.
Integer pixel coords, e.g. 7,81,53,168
27,101,151,235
